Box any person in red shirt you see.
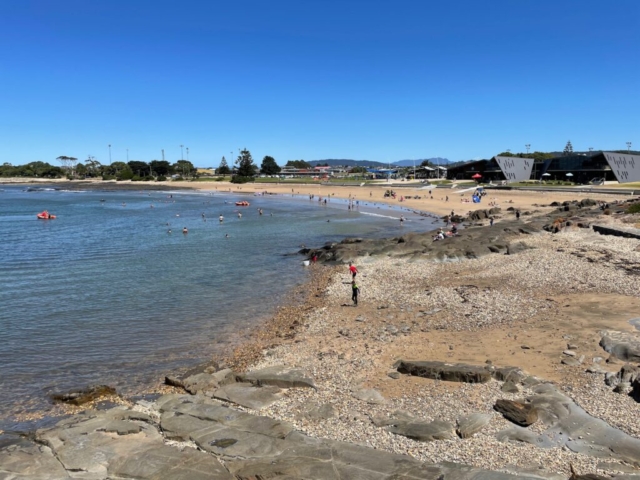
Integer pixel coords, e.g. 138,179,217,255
348,262,358,279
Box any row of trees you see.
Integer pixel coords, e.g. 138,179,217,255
0,157,198,181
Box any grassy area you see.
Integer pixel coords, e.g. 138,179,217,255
253,177,374,184
192,176,230,182
601,182,640,189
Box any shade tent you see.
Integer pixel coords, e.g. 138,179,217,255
471,173,482,179
566,173,574,177
542,173,551,177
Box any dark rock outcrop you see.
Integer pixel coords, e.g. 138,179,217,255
494,399,538,427
395,360,492,383
50,385,117,406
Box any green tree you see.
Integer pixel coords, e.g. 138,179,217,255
218,156,231,175
75,163,88,176
349,166,368,174
285,160,311,169
173,160,195,178
260,155,281,175
128,160,150,177
84,156,102,177
149,160,171,176
235,148,255,177
420,160,431,167
563,141,574,156
105,161,127,176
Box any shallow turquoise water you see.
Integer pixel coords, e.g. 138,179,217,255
0,185,438,425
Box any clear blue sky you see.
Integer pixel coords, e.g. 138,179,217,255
1,0,638,167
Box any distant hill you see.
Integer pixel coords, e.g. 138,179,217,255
307,158,451,168
392,158,450,167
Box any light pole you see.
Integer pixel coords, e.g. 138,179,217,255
627,142,632,153
180,145,184,160
162,149,165,161
589,147,593,153
108,144,112,163
186,147,189,161
126,148,129,162
525,144,530,154
412,159,415,180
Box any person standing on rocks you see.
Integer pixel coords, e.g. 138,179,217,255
490,216,494,227
348,261,358,279
351,280,359,306
516,210,521,220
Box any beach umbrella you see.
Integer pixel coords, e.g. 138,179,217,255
471,173,482,179
566,173,574,177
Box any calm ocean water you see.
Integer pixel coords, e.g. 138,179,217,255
0,184,438,428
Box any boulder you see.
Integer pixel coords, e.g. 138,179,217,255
351,387,387,405
395,360,492,383
387,420,456,442
502,381,520,393
238,365,316,389
600,330,640,363
183,372,228,394
494,399,538,426
456,413,491,439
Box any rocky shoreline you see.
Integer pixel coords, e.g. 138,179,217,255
2,198,640,479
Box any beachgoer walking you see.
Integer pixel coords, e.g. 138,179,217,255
348,261,358,279
490,216,494,227
351,280,359,306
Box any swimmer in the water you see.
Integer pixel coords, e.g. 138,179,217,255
182,227,188,233
238,212,242,218
225,233,229,238
219,215,224,222
168,229,172,233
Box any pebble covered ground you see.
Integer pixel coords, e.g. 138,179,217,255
238,224,640,477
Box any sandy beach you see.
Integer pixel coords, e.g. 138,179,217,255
3,179,640,478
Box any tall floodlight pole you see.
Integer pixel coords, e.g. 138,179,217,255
627,142,632,153
126,148,129,162
525,144,530,154
108,144,112,163
186,147,189,161
412,159,415,180
162,149,165,161
180,145,184,160
589,147,593,153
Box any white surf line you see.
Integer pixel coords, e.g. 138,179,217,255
358,211,403,220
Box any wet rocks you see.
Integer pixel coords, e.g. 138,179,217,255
49,384,117,406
